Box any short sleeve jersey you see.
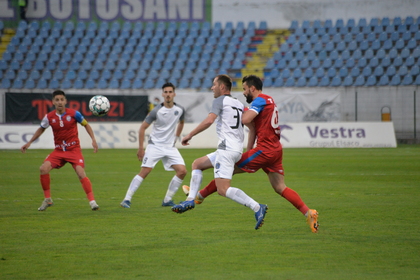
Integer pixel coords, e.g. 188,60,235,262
145,103,185,147
248,93,281,150
210,95,244,153
40,108,85,151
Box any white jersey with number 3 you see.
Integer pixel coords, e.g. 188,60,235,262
210,95,244,153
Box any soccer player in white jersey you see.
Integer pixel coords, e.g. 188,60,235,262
171,75,268,230
120,82,187,208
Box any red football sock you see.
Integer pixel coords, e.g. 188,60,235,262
80,177,95,201
199,179,217,198
40,174,51,198
281,187,309,215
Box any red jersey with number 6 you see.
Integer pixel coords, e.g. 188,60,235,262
248,93,281,151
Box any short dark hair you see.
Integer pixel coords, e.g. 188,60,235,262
162,82,175,91
242,75,263,91
52,90,65,98
215,74,232,91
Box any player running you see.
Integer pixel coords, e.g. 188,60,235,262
171,74,268,230
21,90,100,211
184,75,319,233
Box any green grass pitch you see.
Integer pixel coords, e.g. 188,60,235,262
1,146,420,279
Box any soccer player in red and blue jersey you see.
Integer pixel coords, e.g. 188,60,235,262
184,75,319,233
21,90,100,211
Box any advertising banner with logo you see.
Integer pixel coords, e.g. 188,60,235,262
0,122,396,149
0,0,208,23
5,93,149,123
280,122,397,148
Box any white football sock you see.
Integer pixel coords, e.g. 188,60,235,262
226,187,260,212
163,175,183,203
187,169,202,201
124,175,143,201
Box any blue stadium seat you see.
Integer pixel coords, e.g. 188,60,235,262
378,75,390,86
390,75,401,86
307,76,318,87
330,76,341,86
373,66,384,77
30,70,41,80
327,68,336,78
6,69,16,80
338,67,348,78
357,57,367,68
386,66,396,77
315,68,324,78
25,79,36,89
398,66,408,77
12,79,24,89
342,76,353,86
1,78,11,88
311,59,321,69
393,56,403,67
415,75,420,85
410,65,420,76
48,78,59,89
401,75,413,85
285,77,295,87
354,76,365,86
369,57,379,68
365,75,376,86
319,76,330,86
296,77,306,87
405,56,415,67
273,77,284,87
350,67,360,77
362,66,372,77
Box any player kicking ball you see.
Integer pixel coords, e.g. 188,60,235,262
181,75,319,233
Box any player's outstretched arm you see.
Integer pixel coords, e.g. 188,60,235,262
181,113,217,146
84,123,98,153
21,127,46,153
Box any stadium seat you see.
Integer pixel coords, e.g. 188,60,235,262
393,56,403,67
405,56,415,67
389,75,401,86
386,66,397,76
354,76,365,86
285,77,295,87
415,75,420,85
296,77,306,87
373,66,384,77
410,65,419,76
398,66,408,77
319,76,330,86
330,76,341,86
25,79,36,89
401,75,413,85
307,76,318,87
342,76,353,86
365,75,376,86
377,75,389,86
12,79,24,89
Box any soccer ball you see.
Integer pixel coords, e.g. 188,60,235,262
89,95,110,117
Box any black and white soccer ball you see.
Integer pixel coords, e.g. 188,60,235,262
89,95,110,117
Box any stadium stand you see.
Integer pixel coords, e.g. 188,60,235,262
0,17,419,89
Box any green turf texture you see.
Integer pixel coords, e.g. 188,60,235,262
1,146,419,279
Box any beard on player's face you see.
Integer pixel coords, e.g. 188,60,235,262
245,90,253,104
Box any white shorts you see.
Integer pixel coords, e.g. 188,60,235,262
207,150,241,179
142,144,185,171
